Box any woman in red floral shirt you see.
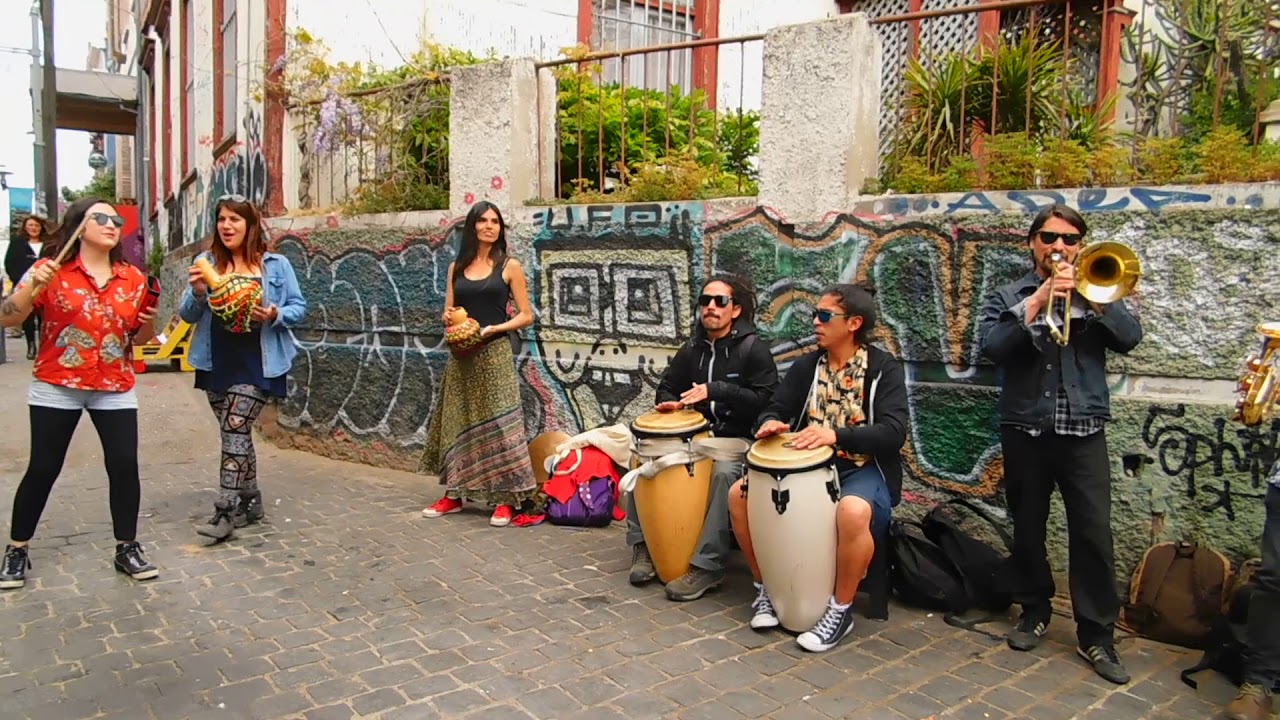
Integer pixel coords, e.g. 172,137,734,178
0,197,159,590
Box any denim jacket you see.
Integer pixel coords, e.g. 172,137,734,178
178,251,308,379
978,270,1142,429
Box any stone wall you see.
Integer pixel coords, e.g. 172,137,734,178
162,182,1280,580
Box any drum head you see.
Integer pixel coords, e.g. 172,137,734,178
747,433,834,471
632,408,708,435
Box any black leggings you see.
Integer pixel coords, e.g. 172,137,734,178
9,406,141,543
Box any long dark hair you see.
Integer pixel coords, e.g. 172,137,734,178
705,273,757,326
52,197,125,265
451,201,508,283
209,196,269,271
821,282,879,346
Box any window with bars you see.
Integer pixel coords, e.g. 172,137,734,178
593,0,698,92
183,0,195,173
216,0,237,143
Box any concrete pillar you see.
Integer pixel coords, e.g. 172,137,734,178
757,13,882,222
448,58,556,216
1263,99,1280,143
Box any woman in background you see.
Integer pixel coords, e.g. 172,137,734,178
420,201,537,527
5,215,51,359
179,195,307,543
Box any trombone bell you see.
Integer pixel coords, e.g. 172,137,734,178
1075,241,1142,305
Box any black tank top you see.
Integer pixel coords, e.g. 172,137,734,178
454,258,517,352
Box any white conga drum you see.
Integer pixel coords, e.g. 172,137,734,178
629,409,712,583
746,433,840,632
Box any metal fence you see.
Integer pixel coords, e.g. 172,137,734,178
534,33,766,203
289,75,452,211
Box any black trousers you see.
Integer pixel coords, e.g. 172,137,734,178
9,406,141,543
1244,483,1280,687
1001,426,1119,646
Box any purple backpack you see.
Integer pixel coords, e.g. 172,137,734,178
544,449,617,528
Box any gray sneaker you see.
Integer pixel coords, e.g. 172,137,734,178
629,543,656,585
665,566,725,601
197,500,236,542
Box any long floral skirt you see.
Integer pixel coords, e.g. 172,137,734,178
419,338,537,506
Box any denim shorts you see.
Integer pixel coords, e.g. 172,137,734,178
28,380,138,411
839,463,892,538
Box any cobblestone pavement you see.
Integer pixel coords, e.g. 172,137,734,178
0,338,1239,720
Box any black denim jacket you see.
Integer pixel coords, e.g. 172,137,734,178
978,271,1143,429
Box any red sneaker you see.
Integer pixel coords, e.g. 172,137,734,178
489,504,514,527
422,497,462,518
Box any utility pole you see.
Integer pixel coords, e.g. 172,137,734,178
39,0,57,218
28,0,44,217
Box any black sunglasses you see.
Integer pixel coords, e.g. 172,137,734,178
89,212,125,229
698,294,733,308
813,309,851,324
1035,230,1083,247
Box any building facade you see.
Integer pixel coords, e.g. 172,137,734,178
133,0,845,250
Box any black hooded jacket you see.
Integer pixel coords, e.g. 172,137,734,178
655,317,779,440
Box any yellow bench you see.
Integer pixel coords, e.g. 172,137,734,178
132,316,195,372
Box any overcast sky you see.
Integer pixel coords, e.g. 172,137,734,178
0,0,107,199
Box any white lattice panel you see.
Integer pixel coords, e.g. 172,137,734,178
849,0,912,159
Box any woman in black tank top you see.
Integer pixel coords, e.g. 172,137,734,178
419,202,538,527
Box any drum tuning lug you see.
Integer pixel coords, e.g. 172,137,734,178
740,479,749,498
827,479,839,503
771,488,790,515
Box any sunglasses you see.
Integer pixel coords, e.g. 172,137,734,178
89,212,125,229
1035,230,1083,247
812,309,851,324
698,294,733,308
218,194,248,203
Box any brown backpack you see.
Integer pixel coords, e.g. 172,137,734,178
1121,541,1231,650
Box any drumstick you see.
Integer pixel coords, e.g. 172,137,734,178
28,216,90,299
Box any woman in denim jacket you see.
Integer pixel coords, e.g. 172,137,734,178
178,196,307,542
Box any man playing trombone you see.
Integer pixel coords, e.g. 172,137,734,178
978,204,1143,685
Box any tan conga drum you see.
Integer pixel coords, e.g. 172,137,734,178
629,409,712,583
528,431,572,486
746,433,840,632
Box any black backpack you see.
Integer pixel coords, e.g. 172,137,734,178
1181,578,1280,691
921,499,1016,614
887,518,969,613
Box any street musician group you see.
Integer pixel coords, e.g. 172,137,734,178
608,203,1277,719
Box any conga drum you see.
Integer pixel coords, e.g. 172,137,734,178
746,433,841,632
629,409,712,583
528,431,572,486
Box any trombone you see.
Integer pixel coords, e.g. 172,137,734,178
1043,241,1142,346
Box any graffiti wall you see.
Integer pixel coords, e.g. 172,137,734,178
234,186,1280,575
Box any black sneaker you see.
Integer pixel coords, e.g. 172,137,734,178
197,500,236,542
113,542,159,581
0,545,31,589
629,543,656,585
1077,644,1130,684
233,493,265,528
796,598,855,652
1007,611,1050,651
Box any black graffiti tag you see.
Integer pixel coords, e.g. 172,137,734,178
1142,403,1279,520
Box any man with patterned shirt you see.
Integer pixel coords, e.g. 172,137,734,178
1223,416,1280,719
978,204,1143,685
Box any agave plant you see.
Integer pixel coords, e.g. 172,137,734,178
965,32,1068,137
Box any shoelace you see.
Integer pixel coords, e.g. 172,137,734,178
1240,683,1271,700
3,548,26,575
811,605,845,638
752,586,774,613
